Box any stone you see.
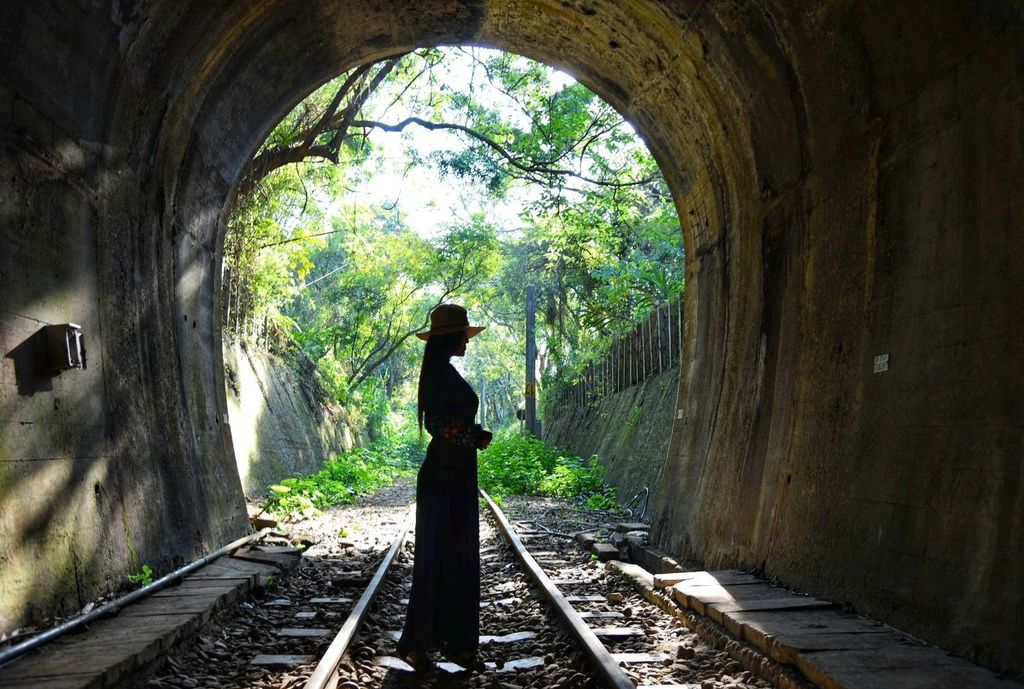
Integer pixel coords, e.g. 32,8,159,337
664,571,763,588
0,613,199,686
120,594,227,619
480,597,520,608
275,628,332,638
229,546,302,570
591,627,644,638
249,654,315,668
592,543,619,561
375,655,414,672
485,657,546,672
611,652,672,664
615,523,650,532
654,573,694,589
480,631,538,644
565,595,606,603
606,561,655,588
671,581,832,620
719,609,889,657
579,611,626,620
794,645,1024,689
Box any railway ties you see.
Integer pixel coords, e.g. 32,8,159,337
140,495,777,689
9,488,1013,689
292,490,751,689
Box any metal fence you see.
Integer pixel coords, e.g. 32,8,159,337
545,298,684,421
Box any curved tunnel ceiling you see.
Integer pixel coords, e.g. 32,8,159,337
108,0,812,482
99,0,833,574
118,0,808,258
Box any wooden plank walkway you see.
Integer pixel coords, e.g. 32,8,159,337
640,568,1024,689
0,546,301,689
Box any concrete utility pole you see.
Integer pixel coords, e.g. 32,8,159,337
479,378,486,427
525,285,538,436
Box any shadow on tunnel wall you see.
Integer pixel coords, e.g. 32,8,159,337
0,386,143,629
0,281,244,632
4,329,56,396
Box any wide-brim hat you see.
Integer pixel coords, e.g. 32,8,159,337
415,303,485,341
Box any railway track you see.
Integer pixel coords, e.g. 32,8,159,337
140,491,776,689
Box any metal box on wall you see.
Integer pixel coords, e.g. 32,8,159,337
40,323,86,374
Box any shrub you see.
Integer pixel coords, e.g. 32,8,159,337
478,432,617,507
128,564,154,587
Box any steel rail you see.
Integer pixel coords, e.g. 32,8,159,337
302,507,415,689
480,489,636,689
0,528,271,668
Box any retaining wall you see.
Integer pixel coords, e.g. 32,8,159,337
223,338,360,498
545,366,678,518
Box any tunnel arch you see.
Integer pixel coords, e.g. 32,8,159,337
4,0,1021,675
97,0,912,652
101,0,811,552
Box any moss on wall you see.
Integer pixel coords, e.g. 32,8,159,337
546,365,679,519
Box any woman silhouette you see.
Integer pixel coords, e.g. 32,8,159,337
397,304,492,672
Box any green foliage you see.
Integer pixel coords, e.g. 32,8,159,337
618,403,643,440
478,433,617,507
223,46,684,435
128,564,154,587
584,491,620,511
262,437,422,520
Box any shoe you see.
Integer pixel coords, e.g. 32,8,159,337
398,649,434,673
445,651,485,672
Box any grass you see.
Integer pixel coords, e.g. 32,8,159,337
262,429,619,520
262,435,422,520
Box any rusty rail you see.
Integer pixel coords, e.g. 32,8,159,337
479,489,636,689
0,528,270,668
302,508,415,689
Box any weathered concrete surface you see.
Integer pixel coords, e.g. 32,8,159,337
615,562,1024,689
223,337,360,497
546,365,678,512
671,575,1024,689
0,0,1021,677
0,546,300,689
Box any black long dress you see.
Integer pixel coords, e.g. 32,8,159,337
397,360,482,655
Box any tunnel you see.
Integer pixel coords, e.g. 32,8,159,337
0,0,1021,677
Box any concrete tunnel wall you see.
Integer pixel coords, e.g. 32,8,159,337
0,0,1021,675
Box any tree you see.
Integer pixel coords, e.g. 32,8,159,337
238,49,656,202
223,47,683,435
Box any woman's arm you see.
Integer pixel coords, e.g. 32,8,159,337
424,412,485,448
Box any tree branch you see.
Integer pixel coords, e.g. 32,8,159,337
348,116,654,188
